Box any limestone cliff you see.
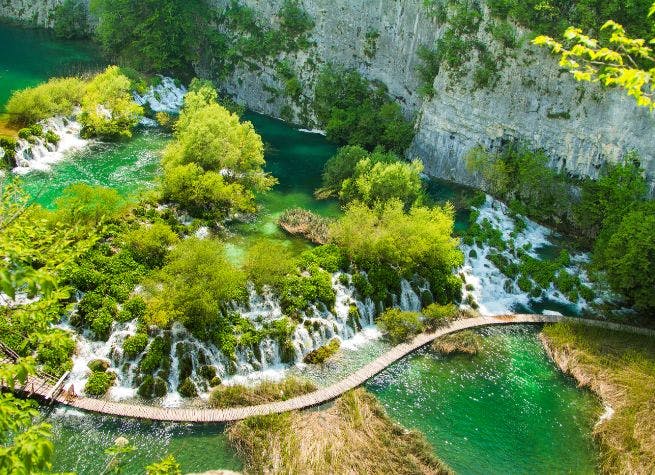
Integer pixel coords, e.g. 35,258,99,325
0,0,64,27
2,0,654,192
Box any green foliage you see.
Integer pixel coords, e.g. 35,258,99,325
313,65,414,154
44,130,60,145
144,239,247,336
489,0,655,38
88,359,109,372
85,371,116,396
79,66,144,140
320,145,370,196
416,45,441,97
139,336,170,375
162,83,276,220
244,240,296,290
146,454,182,475
90,0,211,75
422,303,458,330
55,183,127,227
329,200,463,291
303,338,340,364
209,377,317,408
0,362,54,475
340,156,424,209
178,377,198,398
466,144,569,225
298,245,345,273
124,222,179,268
5,77,85,126
53,0,89,39
138,375,168,399
0,136,17,165
33,330,75,377
377,309,424,344
216,0,314,78
598,202,655,311
280,266,336,317
123,333,149,358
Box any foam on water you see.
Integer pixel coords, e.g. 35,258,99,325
133,76,187,114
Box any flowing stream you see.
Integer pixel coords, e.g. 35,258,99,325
3,22,603,474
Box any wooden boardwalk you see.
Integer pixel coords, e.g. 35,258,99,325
2,314,654,422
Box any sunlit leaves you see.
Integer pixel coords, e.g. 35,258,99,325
533,3,655,110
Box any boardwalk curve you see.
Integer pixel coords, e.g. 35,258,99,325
3,314,655,422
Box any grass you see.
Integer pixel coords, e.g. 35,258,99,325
209,377,317,409
227,388,452,474
432,330,483,355
541,322,655,474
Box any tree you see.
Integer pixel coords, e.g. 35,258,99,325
79,66,144,140
0,359,55,474
533,3,655,109
124,222,179,268
244,240,296,290
55,183,127,227
143,239,247,336
340,157,424,209
377,308,423,343
90,0,211,76
318,145,369,197
600,202,655,311
162,83,276,220
53,0,89,39
5,77,85,126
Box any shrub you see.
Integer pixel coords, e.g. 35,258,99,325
6,77,85,126
139,336,170,374
0,136,18,164
298,244,345,273
44,130,61,145
35,331,76,376
209,377,317,408
422,303,458,330
303,338,340,364
121,297,147,321
55,183,126,227
124,222,179,268
87,359,110,373
244,240,296,290
280,267,336,316
178,377,198,398
53,0,89,39
138,375,168,399
198,365,217,380
377,309,423,344
85,371,116,396
90,308,114,341
123,334,149,358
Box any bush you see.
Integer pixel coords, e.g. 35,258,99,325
88,359,110,372
123,334,149,358
377,309,424,344
6,77,85,126
209,377,317,408
85,371,116,396
244,240,296,290
55,183,126,227
53,0,88,39
303,338,340,364
178,377,198,398
138,375,168,399
198,365,217,380
121,297,147,321
280,267,336,316
298,244,345,273
139,336,170,374
422,303,458,330
125,222,179,268
35,331,75,376
44,130,61,145
313,65,414,154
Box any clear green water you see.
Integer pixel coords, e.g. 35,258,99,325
3,22,602,475
45,409,241,474
366,325,601,474
0,21,104,110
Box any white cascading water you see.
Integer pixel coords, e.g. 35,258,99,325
12,115,88,175
132,76,187,116
459,195,596,316
64,272,424,404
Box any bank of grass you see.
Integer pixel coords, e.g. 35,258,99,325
432,330,483,355
541,322,655,474
209,377,317,409
227,388,452,474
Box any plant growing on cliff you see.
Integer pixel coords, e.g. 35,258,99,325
53,0,89,39
313,66,415,154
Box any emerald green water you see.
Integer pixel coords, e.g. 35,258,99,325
3,22,602,475
45,409,241,474
0,21,103,110
367,325,601,474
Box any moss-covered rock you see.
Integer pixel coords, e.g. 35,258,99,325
88,359,110,372
85,371,116,397
178,377,198,398
303,338,340,364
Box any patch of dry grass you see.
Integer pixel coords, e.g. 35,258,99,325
209,377,317,409
542,322,655,474
432,330,482,355
227,388,452,475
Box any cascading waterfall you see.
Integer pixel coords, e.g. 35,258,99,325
12,115,88,174
64,271,425,404
459,195,597,315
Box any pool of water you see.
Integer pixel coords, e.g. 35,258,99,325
45,408,241,474
0,21,104,110
366,325,601,474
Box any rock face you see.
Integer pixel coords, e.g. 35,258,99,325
0,0,64,27
3,0,655,192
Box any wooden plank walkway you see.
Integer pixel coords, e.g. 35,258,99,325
2,314,654,422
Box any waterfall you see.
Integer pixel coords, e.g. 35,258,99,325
12,115,88,174
132,76,187,115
